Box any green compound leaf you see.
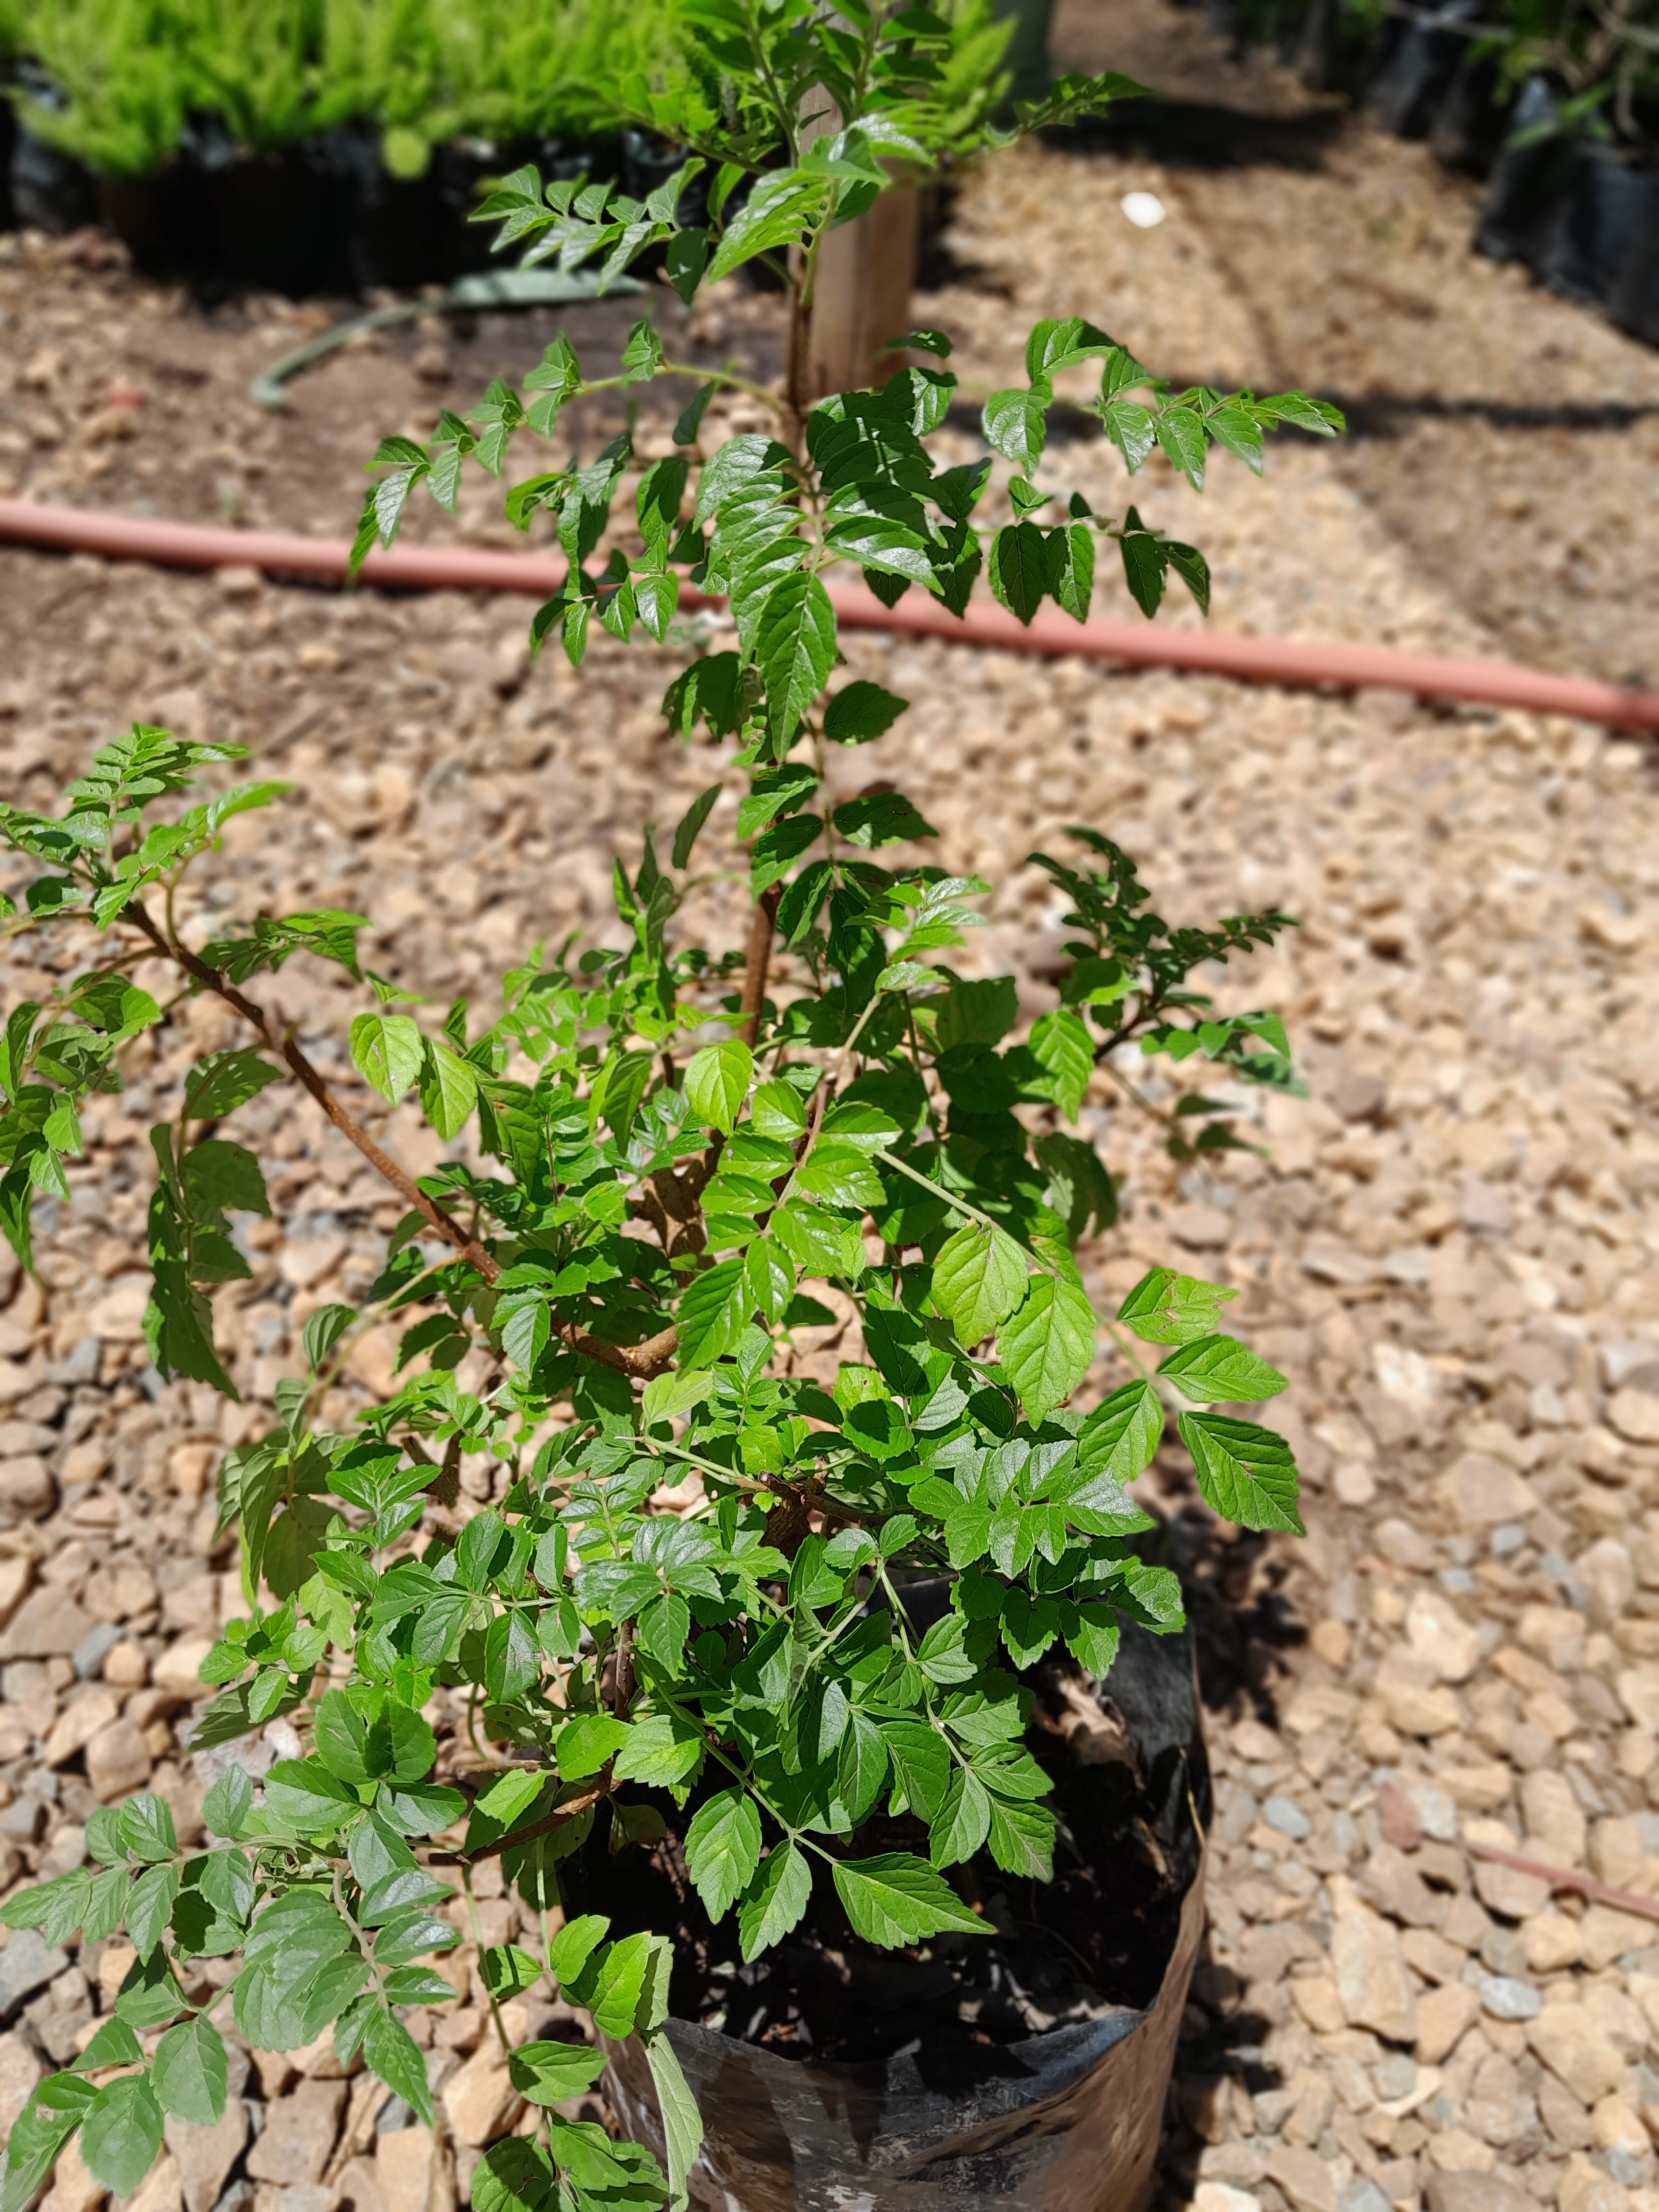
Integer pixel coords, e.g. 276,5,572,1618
987,1796,1057,1882
757,571,837,741
998,1275,1096,1422
928,1767,992,1869
982,388,1046,471
1178,1412,1305,1534
349,1010,423,1105
1029,1006,1092,1121
823,681,907,744
79,2074,163,2197
931,1220,1028,1347
472,2138,556,2212
737,1842,812,1963
556,1713,631,1781
485,1610,540,1702
1155,403,1208,490
683,1789,762,1923
152,2016,229,2127
988,522,1047,626
508,2039,609,2106
0,2080,96,2212
683,1040,752,1135
1116,1268,1239,1347
675,1257,756,1370
119,1796,176,1864
1157,1334,1288,1404
832,1854,989,1948
645,2030,703,2212
263,1759,359,1831
419,1040,478,1140
361,2005,434,2125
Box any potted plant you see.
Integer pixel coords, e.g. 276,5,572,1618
0,5,1336,2204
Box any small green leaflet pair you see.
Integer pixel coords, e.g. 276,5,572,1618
1114,1268,1304,1534
683,1801,985,1960
476,1904,703,2212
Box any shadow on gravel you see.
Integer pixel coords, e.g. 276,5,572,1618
1048,99,1349,172
1160,1969,1284,2207
1161,1502,1307,1728
1319,392,1659,438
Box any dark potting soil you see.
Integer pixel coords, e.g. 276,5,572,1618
566,1631,1205,2068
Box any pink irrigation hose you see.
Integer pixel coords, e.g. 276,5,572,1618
4,495,1658,732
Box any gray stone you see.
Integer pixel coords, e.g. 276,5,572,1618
71,1622,121,1680
0,2028,44,2146
1481,1974,1542,2020
1263,1796,1311,1842
1374,2052,1417,2100
1480,1925,1530,1980
44,1340,99,1388
0,1931,69,2020
1338,2185,1391,2212
0,1801,45,1844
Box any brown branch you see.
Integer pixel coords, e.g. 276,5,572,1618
428,1763,615,1865
128,902,680,1380
1465,1839,1659,1926
739,885,782,1050
131,903,501,1276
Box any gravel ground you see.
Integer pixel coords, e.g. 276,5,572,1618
3,10,1659,2209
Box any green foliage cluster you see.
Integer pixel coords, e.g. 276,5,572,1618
4,0,671,169
0,7,1328,2207
2,0,1012,178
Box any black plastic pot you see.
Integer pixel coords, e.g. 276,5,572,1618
213,138,341,296
1367,0,1478,140
604,1622,1207,2212
0,99,15,230
1296,0,1374,99
95,161,219,276
1429,49,1512,178
323,122,438,293
1608,170,1659,344
1475,77,1577,268
9,121,97,234
1538,142,1650,306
